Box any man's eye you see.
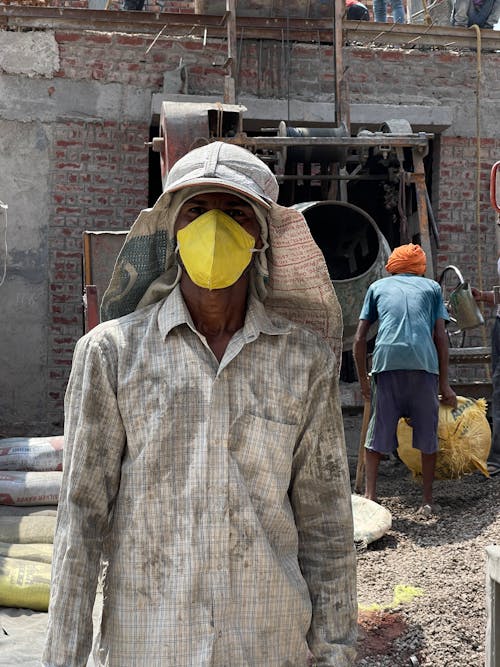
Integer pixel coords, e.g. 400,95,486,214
189,206,205,216
226,209,245,218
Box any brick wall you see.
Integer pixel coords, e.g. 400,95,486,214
42,33,500,423
47,116,149,427
55,31,166,86
2,16,500,430
346,46,500,287
438,134,500,354
438,136,499,280
54,30,344,100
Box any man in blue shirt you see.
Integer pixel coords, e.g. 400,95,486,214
353,243,457,516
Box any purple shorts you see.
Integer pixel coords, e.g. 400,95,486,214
365,370,439,455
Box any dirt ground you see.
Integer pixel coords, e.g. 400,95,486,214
343,408,498,667
0,407,495,666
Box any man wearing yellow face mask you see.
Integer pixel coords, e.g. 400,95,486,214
43,142,357,667
172,194,267,361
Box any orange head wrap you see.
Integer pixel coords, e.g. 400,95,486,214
385,243,426,275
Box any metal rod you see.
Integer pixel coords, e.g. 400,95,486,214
145,23,167,55
225,135,433,148
224,0,236,104
276,174,387,181
333,0,348,130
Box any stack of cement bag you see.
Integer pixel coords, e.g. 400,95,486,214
0,436,63,611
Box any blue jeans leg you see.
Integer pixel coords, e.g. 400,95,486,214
373,0,387,21
391,0,406,22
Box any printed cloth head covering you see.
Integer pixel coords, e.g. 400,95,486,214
345,0,370,20
101,141,343,367
385,243,426,276
163,140,279,208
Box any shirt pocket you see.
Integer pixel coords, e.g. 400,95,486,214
229,413,298,506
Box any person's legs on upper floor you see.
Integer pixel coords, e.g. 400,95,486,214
451,0,470,25
373,0,388,22
391,0,406,23
485,0,500,27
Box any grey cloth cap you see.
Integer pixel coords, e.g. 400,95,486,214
163,141,279,208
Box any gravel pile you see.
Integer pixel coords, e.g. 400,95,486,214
343,413,500,667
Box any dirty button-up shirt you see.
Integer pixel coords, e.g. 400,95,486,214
43,286,357,667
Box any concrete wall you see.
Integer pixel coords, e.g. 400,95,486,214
0,23,499,434
0,120,52,436
0,30,151,434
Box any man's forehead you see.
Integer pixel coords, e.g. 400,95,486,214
183,193,252,207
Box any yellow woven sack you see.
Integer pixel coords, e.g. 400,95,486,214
0,542,53,563
397,396,491,480
0,555,51,611
0,515,56,544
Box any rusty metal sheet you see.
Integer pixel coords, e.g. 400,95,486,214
159,101,245,186
82,230,128,318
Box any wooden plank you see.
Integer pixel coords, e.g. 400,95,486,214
449,346,492,364
448,381,492,401
1,7,498,50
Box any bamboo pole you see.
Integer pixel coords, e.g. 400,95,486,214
354,399,371,494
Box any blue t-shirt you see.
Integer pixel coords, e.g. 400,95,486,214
359,274,449,375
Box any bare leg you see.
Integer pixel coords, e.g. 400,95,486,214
365,449,383,502
421,452,436,506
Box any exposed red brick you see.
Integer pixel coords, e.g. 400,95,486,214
55,32,81,43
116,35,147,46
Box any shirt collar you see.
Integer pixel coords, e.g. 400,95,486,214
392,273,422,277
157,284,292,341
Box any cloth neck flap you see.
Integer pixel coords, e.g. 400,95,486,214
101,193,343,370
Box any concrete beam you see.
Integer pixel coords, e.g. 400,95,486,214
151,93,337,126
349,103,453,134
0,31,59,77
152,94,453,133
0,75,151,123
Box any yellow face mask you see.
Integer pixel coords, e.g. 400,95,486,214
177,209,258,290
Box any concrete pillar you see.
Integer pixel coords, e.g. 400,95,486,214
486,544,500,667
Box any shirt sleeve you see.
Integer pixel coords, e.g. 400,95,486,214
289,345,358,667
42,331,126,667
359,284,377,323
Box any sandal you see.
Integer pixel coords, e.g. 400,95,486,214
487,462,500,477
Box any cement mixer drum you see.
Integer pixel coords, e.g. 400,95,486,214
293,200,391,350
